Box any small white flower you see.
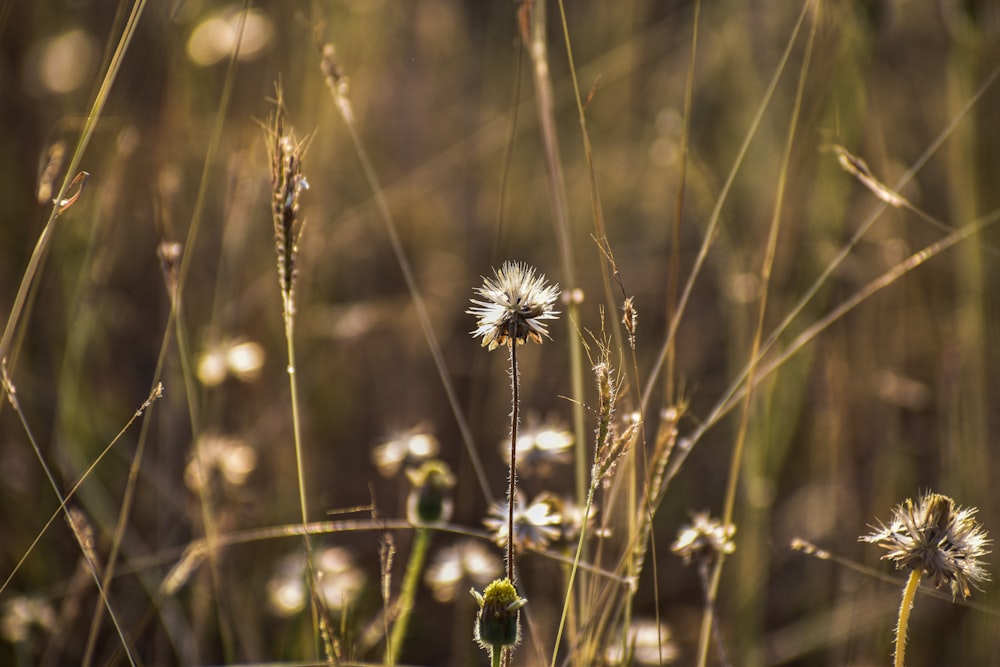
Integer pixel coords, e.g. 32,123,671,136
500,416,573,475
605,619,679,666
671,512,736,564
372,429,440,477
425,541,502,603
184,434,257,491
484,491,563,551
267,546,365,617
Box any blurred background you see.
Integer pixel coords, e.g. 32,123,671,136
1,1,1000,665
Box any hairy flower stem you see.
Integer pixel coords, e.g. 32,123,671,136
388,527,431,665
895,568,922,667
507,331,520,582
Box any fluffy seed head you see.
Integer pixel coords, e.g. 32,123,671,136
860,491,991,599
467,261,560,351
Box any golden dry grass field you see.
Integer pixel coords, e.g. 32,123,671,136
1,1,1000,666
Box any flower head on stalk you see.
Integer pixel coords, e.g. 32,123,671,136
860,491,991,599
468,261,560,351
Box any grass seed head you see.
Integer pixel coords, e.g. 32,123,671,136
264,89,309,318
622,296,638,349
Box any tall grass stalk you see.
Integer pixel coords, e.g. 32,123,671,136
283,314,319,645
319,44,494,506
944,21,989,503
639,0,812,420
112,8,256,662
2,374,136,666
690,60,1000,458
1,368,164,666
0,7,150,661
520,0,588,507
519,9,591,656
550,338,637,667
683,205,1000,471
265,92,322,657
618,0,701,648
551,0,650,643
0,385,163,598
0,0,147,367
548,439,600,667
697,5,818,665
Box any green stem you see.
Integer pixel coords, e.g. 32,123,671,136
284,315,320,655
548,476,597,667
388,527,431,665
895,568,922,667
285,317,310,557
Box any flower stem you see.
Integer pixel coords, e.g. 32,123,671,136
507,337,519,582
696,560,731,667
895,568,922,667
388,526,431,665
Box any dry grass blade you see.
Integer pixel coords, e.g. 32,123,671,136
317,40,493,504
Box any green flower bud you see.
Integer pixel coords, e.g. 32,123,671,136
405,459,455,525
471,578,526,652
